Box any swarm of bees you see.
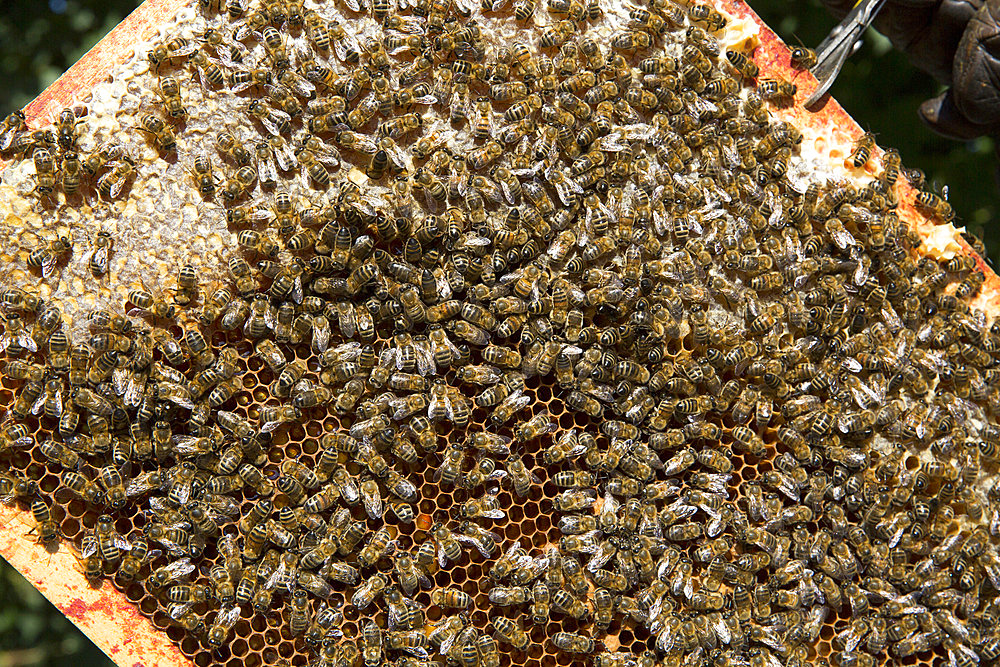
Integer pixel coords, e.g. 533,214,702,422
0,0,996,666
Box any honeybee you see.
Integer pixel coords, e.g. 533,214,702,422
148,556,195,589
492,617,529,651
431,522,463,567
431,587,473,609
790,45,818,69
135,114,176,152
503,453,539,497
156,76,187,119
215,130,253,167
148,37,197,69
759,78,797,103
916,190,955,221
0,110,26,152
456,488,504,520
352,572,389,610
127,286,176,320
29,498,59,544
205,605,241,649
26,235,72,278
850,132,876,168
220,164,258,203
184,153,219,196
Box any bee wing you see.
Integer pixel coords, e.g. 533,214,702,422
261,420,283,434
112,367,130,396
165,556,195,579
229,73,255,93
51,388,64,416
91,246,108,274
394,17,425,33
271,142,295,171
436,541,449,569
428,391,446,421
392,476,418,501
455,534,490,558
215,603,241,630
438,628,460,656
333,34,359,63
41,253,57,279
282,71,316,98
259,112,288,137
830,227,856,250
263,304,277,329
312,144,342,169
713,613,731,645
217,43,245,70
80,535,99,558
346,133,378,155
31,391,47,416
477,509,506,519
203,493,240,517
596,132,630,152
441,392,456,422
413,340,436,376
291,277,303,304
362,488,383,520
124,377,144,407
168,601,195,621
0,128,20,152
389,398,411,421
311,318,330,354
171,436,206,455
164,390,194,410
382,140,408,170
774,476,801,502
499,179,519,206
108,173,129,199
479,178,504,204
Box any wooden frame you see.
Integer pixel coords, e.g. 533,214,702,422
0,1,995,666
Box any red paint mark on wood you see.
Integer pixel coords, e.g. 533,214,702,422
64,597,87,620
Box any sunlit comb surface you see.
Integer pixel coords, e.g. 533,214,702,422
0,2,998,667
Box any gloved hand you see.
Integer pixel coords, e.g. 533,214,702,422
817,0,1000,141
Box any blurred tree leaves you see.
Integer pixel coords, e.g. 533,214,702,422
0,0,140,113
0,559,113,667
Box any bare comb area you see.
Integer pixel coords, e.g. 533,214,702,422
0,1,999,667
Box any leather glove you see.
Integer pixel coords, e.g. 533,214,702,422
817,0,1000,141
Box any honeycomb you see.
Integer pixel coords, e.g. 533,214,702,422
1,0,1000,667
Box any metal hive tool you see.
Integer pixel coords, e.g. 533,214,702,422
0,1,1000,667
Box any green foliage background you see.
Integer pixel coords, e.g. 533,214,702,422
0,0,995,664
